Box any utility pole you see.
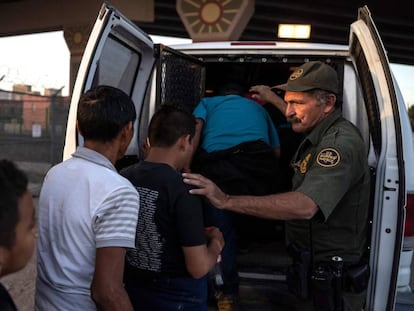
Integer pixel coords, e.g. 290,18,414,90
49,86,64,164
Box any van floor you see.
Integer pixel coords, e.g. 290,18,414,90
239,240,293,310
209,240,293,310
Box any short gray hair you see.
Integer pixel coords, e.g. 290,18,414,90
310,89,341,108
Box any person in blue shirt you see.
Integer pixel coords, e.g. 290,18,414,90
190,82,281,310
193,82,280,157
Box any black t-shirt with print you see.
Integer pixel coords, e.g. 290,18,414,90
121,161,207,278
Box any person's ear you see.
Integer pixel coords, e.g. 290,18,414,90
76,120,82,135
124,121,133,135
177,134,191,151
126,121,133,131
323,94,336,113
185,134,192,145
120,121,134,144
184,134,193,149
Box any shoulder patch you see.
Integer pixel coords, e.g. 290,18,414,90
316,148,340,167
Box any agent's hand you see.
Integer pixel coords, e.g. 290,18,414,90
249,85,286,114
182,173,228,209
249,85,277,102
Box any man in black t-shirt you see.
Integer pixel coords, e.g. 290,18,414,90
121,106,224,311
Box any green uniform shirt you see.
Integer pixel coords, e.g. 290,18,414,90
286,109,370,263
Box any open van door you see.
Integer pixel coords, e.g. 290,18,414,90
63,3,205,162
63,3,154,160
349,5,406,311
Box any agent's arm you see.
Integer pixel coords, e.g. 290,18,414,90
91,247,133,311
249,85,287,114
182,172,318,220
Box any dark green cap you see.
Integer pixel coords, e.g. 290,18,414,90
274,61,339,94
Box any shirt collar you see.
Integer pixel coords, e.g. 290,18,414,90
305,109,342,146
291,109,342,165
72,146,116,172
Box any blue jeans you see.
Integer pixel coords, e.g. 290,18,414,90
204,203,239,297
125,275,208,311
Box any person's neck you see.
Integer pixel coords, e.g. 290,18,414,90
146,147,182,171
83,140,119,165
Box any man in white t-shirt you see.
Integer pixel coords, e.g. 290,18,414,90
35,85,140,310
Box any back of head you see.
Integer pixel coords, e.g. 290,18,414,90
77,85,136,142
0,159,28,249
217,82,245,96
148,105,196,148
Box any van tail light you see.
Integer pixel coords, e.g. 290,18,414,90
404,194,414,237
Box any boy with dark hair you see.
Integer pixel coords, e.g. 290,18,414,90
146,105,196,147
121,105,224,311
76,85,137,142
35,85,140,310
0,159,37,311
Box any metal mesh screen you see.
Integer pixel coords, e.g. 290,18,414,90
156,46,205,114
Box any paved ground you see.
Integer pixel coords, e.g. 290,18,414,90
1,254,36,311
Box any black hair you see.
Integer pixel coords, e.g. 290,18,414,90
77,85,136,142
0,159,28,249
217,82,245,96
148,105,196,148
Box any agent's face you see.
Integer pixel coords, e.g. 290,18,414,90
1,191,37,276
284,91,333,133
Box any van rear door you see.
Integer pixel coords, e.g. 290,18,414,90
63,3,154,159
63,3,205,161
349,5,406,311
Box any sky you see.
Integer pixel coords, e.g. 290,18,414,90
0,31,413,108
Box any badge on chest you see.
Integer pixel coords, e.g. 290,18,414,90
300,153,312,173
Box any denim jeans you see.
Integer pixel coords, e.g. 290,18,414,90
204,203,239,297
125,275,208,311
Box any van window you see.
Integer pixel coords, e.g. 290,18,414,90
91,34,141,95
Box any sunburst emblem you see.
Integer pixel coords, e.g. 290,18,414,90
181,0,239,34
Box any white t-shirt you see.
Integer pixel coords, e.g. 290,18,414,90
35,147,140,310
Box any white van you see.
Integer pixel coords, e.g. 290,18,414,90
63,4,414,310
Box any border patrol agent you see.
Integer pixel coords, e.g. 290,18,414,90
183,61,371,311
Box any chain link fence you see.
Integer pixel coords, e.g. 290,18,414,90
0,89,70,165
